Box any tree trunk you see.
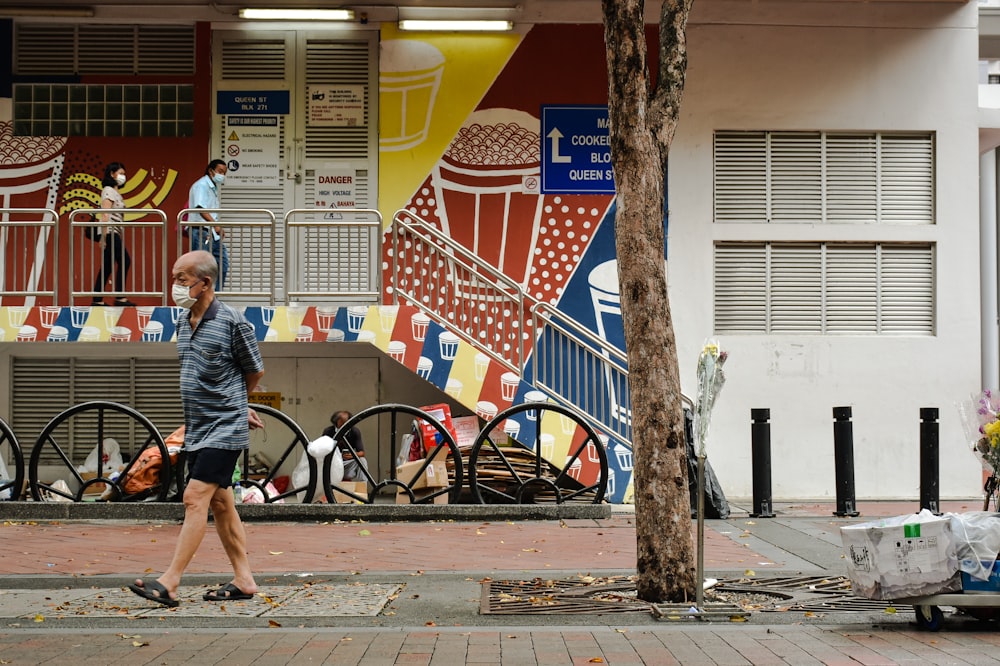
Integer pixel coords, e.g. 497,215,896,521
601,0,696,602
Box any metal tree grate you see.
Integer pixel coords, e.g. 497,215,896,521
481,574,907,616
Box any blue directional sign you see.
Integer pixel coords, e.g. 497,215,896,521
541,105,614,194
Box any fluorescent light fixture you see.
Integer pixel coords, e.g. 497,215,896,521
398,19,513,32
239,8,355,21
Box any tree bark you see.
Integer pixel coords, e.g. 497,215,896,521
601,0,696,602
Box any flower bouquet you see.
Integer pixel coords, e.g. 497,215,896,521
959,389,1000,475
693,340,728,457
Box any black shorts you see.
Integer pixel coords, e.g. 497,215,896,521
186,448,242,488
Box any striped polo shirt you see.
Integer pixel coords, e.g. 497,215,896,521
176,298,264,452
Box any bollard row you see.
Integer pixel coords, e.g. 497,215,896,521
749,406,941,518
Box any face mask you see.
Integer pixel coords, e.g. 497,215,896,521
115,174,126,186
212,173,225,186
172,282,200,309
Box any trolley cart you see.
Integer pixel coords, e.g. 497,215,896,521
895,592,1000,631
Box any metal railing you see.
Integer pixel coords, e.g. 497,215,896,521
0,208,59,302
531,301,632,445
390,209,526,374
283,208,382,304
178,208,277,304
69,208,168,304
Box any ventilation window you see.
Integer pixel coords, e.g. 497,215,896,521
713,241,935,335
12,84,194,137
14,23,195,75
714,131,934,225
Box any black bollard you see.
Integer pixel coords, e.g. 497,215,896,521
833,406,860,517
919,407,940,515
750,408,775,518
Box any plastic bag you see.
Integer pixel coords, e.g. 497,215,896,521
0,454,9,500
947,511,1000,581
77,438,123,473
293,435,343,503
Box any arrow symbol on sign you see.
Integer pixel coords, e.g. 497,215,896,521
548,128,572,164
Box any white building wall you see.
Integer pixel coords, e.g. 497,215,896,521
670,1,983,499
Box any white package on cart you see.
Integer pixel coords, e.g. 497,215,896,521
841,509,962,600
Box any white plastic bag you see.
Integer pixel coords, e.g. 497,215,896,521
947,511,1000,581
77,438,123,473
0,455,10,500
293,435,343,503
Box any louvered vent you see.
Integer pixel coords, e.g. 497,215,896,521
221,39,287,80
714,131,934,225
714,242,934,335
305,40,370,162
15,23,195,75
12,356,183,465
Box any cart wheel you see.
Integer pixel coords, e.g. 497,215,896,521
915,604,944,631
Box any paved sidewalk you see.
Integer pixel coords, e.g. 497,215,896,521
0,499,997,665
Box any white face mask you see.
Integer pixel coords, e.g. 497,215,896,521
172,282,200,309
115,174,126,186
212,172,225,186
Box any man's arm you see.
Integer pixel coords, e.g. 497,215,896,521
245,369,265,429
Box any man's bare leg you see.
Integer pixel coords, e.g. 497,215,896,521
209,486,258,594
133,478,217,599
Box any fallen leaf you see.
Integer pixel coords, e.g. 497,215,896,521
33,614,43,623
425,621,436,626
884,607,897,614
589,658,604,663
744,570,756,577
359,529,371,537
132,640,149,647
268,620,282,628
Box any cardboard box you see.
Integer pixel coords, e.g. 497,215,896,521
841,511,961,600
396,458,448,490
396,488,449,504
80,471,108,495
331,481,369,504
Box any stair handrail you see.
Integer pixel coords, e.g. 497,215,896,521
390,209,526,373
390,210,692,453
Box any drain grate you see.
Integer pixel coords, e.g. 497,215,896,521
481,576,651,615
714,575,909,614
481,574,906,616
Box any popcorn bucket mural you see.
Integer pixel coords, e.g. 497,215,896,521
431,108,544,291
0,122,66,303
379,40,446,151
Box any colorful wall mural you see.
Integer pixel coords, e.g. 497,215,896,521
0,21,665,502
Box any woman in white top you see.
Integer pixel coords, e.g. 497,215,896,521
92,162,135,306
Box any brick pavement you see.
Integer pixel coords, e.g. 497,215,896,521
3,625,1000,665
0,501,997,665
0,515,769,576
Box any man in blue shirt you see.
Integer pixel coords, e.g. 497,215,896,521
187,160,230,290
129,250,264,607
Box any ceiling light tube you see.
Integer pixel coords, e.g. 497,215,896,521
239,8,355,21
397,19,513,32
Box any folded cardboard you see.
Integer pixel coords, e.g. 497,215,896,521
396,487,449,504
331,481,369,504
841,510,961,600
396,458,448,490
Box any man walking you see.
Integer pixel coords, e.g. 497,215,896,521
187,160,230,289
129,250,264,606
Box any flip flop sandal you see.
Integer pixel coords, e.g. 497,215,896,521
128,579,179,608
203,582,254,602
